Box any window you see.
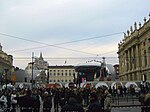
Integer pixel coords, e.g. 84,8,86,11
57,73,60,76
62,80,64,82
58,80,60,82
62,73,64,76
69,73,71,76
65,80,67,82
54,80,56,82
65,73,67,76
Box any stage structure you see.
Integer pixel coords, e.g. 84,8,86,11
75,57,109,85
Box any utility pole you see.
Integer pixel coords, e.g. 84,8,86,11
32,52,34,89
47,69,49,84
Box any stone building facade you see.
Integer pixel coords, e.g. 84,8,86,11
0,43,13,78
118,17,150,81
48,65,77,83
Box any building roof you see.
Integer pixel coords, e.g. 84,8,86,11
48,65,74,69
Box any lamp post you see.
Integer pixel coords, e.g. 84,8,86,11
31,52,34,89
46,69,49,84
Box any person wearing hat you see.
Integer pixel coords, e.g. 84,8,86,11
104,90,112,112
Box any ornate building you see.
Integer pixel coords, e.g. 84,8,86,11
25,52,49,82
118,17,150,81
0,43,13,80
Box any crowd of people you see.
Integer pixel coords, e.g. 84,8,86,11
0,82,149,112
0,85,112,112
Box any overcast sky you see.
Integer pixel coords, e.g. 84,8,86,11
0,0,149,69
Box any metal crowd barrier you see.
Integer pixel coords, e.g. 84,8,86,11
0,105,150,112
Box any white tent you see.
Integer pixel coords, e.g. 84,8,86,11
95,82,109,89
111,81,123,89
125,82,138,88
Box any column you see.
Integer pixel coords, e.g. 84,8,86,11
136,44,139,69
128,49,130,71
125,51,128,72
148,47,150,66
131,47,134,70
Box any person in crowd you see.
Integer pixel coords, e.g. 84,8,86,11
43,91,52,112
76,88,83,105
61,97,84,112
53,88,60,112
59,88,66,108
32,89,41,112
123,86,127,96
139,93,145,112
119,86,123,97
104,90,112,112
0,90,17,112
10,90,17,112
15,89,34,112
112,86,116,97
86,92,103,112
0,91,8,109
144,93,150,112
108,86,112,95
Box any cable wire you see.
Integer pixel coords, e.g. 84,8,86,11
0,32,123,55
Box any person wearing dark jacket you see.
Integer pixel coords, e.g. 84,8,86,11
87,92,103,112
32,89,40,112
144,93,150,112
43,91,52,112
61,97,84,112
15,90,34,112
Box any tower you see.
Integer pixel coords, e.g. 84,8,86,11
39,52,43,60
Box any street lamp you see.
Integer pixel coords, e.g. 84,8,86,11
31,52,34,89
46,69,49,84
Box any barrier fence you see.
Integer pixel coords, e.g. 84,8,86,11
0,105,150,112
